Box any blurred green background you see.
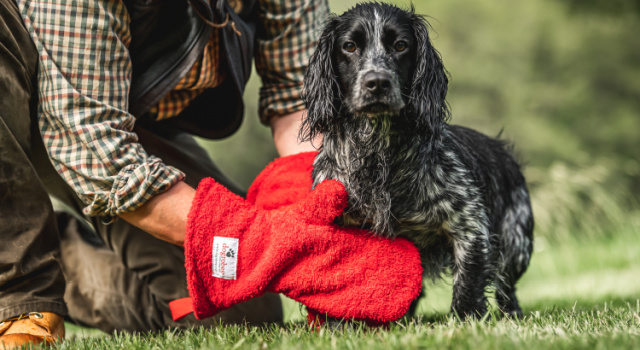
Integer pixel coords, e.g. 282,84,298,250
200,0,640,242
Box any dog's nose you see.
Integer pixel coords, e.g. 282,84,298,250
363,71,392,95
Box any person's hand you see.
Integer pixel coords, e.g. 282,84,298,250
183,177,423,323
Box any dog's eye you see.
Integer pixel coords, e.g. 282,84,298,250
343,42,357,53
394,41,408,52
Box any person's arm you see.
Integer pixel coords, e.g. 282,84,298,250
17,0,186,238
118,181,193,246
255,0,330,144
269,110,322,156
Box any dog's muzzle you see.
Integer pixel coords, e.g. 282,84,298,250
363,71,392,96
353,69,405,116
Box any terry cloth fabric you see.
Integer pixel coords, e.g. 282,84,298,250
246,151,317,210
184,178,423,323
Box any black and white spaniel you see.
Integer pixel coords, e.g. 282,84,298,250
301,2,534,319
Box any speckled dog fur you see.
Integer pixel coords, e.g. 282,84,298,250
301,2,534,318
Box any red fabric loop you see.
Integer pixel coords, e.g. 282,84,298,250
169,297,195,321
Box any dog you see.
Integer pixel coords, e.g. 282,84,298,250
300,2,534,319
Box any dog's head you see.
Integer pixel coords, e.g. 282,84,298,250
301,2,450,141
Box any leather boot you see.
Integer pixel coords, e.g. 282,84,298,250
0,312,64,349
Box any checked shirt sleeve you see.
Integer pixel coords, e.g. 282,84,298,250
17,0,185,217
255,0,330,123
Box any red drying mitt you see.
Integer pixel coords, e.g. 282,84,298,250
183,177,423,323
246,151,418,326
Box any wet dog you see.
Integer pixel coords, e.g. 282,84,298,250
301,2,534,318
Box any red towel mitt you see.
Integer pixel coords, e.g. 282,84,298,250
246,151,419,326
183,176,423,323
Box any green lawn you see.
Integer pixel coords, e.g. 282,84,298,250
62,230,640,349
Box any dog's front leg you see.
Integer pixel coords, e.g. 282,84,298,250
450,231,491,319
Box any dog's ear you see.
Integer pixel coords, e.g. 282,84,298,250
408,11,450,133
300,17,340,143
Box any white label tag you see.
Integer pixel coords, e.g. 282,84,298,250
211,237,239,280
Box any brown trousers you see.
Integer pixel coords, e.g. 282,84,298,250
0,0,281,333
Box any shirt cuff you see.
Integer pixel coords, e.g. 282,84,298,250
81,157,186,217
258,81,306,124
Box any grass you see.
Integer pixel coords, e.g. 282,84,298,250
62,307,640,349
57,229,640,349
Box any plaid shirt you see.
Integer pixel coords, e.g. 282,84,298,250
16,0,328,217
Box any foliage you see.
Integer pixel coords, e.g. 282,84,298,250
559,0,640,17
